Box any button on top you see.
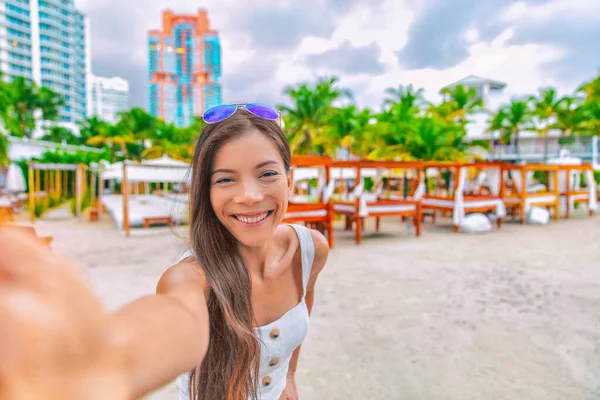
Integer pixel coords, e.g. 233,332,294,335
268,358,280,367
262,376,272,387
270,328,280,339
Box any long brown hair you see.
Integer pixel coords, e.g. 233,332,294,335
188,109,291,400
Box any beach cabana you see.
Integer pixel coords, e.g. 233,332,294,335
100,158,191,236
420,162,507,232
550,164,597,218
27,162,88,222
331,160,423,245
500,164,560,223
283,156,335,248
546,153,597,218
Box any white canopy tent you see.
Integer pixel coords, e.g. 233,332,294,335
99,158,191,236
6,164,26,193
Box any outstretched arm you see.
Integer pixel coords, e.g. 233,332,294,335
0,227,210,400
110,259,210,397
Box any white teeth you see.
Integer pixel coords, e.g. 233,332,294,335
237,212,269,224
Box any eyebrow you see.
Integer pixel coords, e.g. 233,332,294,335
212,160,280,176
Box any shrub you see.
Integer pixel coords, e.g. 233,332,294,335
34,202,46,218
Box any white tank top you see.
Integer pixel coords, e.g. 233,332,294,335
177,224,315,400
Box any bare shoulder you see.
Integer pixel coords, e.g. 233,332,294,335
304,228,329,292
157,255,211,300
308,228,329,277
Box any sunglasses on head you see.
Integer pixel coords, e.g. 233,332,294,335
202,103,280,124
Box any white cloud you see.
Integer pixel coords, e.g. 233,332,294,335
76,0,600,110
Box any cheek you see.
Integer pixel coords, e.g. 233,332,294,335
210,190,226,215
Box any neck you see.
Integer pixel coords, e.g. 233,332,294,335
238,241,276,280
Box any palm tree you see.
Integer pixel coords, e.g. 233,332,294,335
37,86,65,122
530,88,562,136
41,126,77,144
384,84,425,107
78,116,110,145
319,105,373,157
0,73,10,121
3,77,38,138
86,124,135,162
436,84,484,128
280,76,353,154
405,117,466,161
117,107,157,145
577,71,600,102
0,133,10,168
582,100,600,136
487,99,533,160
0,77,64,138
554,97,587,137
529,88,563,158
367,84,428,160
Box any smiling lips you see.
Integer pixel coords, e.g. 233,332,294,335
233,211,273,225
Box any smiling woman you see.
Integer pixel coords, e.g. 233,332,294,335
180,106,329,400
0,104,329,400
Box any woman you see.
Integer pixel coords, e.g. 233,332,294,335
0,104,329,400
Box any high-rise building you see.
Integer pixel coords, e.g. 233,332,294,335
148,9,222,127
0,0,91,129
89,75,129,124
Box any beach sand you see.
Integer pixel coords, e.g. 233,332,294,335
30,211,600,400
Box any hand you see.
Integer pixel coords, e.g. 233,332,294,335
278,373,299,400
0,228,131,400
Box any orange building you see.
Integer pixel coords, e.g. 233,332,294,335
148,9,222,126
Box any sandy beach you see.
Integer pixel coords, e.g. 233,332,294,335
30,211,600,400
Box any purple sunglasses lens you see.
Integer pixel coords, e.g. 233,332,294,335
245,103,279,120
203,104,237,123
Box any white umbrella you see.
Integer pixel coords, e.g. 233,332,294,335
6,163,26,193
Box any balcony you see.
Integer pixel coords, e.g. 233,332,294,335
39,30,70,46
39,39,70,54
6,44,32,56
7,55,31,67
39,17,70,35
40,61,70,74
5,20,31,36
38,3,71,20
5,0,31,16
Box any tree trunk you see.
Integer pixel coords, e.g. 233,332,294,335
304,129,312,155
514,130,521,162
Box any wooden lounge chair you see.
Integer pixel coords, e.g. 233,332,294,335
332,160,423,245
421,162,506,232
501,164,560,223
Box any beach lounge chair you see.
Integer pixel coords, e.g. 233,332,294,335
421,162,506,232
332,160,423,245
500,164,560,223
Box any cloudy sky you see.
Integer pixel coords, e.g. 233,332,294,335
77,0,600,111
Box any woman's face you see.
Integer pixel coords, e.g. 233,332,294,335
210,129,291,248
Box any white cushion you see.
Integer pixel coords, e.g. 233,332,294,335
528,207,550,224
459,213,492,233
285,210,327,219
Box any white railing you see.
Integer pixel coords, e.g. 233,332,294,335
490,136,599,168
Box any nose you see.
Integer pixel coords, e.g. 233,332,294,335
234,179,264,205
